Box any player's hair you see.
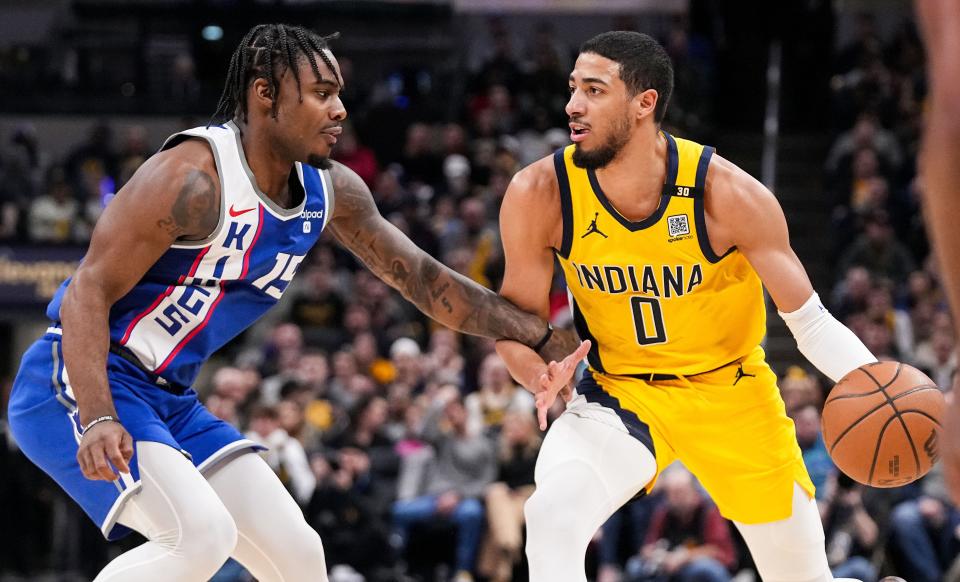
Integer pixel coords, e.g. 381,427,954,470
579,31,674,123
210,24,341,125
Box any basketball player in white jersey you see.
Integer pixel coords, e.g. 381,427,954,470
7,24,575,581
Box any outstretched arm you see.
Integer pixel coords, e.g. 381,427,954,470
325,161,576,358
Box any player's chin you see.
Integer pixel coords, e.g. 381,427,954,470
306,153,332,170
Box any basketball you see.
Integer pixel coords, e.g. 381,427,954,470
821,361,946,488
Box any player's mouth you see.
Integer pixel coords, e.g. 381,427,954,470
321,125,342,145
569,122,590,143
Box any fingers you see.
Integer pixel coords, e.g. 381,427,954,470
109,438,131,475
120,432,135,464
77,448,94,480
91,446,116,481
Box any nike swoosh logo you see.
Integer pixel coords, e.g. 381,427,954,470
229,204,256,217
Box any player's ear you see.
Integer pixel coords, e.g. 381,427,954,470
251,78,274,110
634,88,659,121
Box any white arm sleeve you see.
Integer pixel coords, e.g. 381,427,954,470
778,292,878,383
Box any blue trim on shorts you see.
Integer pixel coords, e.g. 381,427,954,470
576,370,656,457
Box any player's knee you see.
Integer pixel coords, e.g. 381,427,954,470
178,498,238,567
269,517,327,578
524,489,585,542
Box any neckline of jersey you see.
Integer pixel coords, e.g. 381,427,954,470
226,120,307,220
584,130,679,233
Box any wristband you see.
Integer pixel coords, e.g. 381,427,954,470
81,415,119,437
532,323,554,353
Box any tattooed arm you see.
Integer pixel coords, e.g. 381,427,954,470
62,138,219,480
326,161,576,356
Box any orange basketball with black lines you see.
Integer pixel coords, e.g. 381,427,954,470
820,361,945,488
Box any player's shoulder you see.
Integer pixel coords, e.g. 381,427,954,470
704,153,778,214
141,136,220,194
326,159,364,192
504,153,560,209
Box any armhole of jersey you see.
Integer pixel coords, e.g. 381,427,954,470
320,167,335,231
570,294,606,373
692,146,734,263
167,133,226,249
554,148,574,259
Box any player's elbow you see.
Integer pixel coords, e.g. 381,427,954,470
61,268,116,322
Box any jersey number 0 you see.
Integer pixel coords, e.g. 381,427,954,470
630,296,667,345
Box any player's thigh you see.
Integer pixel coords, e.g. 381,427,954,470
535,410,656,504
734,483,830,582
205,451,325,575
677,371,813,522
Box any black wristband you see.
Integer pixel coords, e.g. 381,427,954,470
532,323,554,353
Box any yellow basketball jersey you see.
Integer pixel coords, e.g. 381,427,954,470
554,132,766,376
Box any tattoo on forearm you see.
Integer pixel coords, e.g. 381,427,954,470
327,161,550,344
156,169,218,240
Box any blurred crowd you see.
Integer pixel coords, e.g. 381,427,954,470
1,12,958,582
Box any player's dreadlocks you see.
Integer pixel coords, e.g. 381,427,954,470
210,24,341,125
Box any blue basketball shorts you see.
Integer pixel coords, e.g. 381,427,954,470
7,328,262,540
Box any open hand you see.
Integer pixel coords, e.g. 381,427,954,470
535,340,591,430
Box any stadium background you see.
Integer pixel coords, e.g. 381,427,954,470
0,1,955,581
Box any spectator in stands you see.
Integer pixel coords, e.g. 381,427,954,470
307,449,392,579
289,266,348,350
837,210,916,284
790,403,836,500
914,327,957,390
65,122,117,200
780,367,825,414
465,353,533,437
863,281,914,360
28,168,77,242
625,466,735,582
832,266,873,320
826,113,903,186
245,405,316,506
478,410,541,582
888,462,960,582
390,337,426,394
400,122,443,188
821,474,880,582
392,386,496,582
332,121,379,188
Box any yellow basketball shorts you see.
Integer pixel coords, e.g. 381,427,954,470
577,346,815,524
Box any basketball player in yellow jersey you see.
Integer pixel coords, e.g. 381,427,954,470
494,32,879,582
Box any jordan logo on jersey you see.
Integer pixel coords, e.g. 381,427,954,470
582,212,607,239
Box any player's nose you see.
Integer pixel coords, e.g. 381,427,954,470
331,96,347,121
565,91,585,118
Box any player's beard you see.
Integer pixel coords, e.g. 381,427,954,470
307,154,332,170
571,113,632,170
